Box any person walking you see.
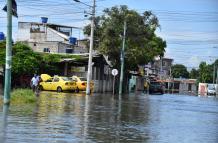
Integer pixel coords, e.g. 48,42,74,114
31,74,39,92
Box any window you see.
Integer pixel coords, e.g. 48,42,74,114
43,48,50,53
163,61,166,66
53,77,59,82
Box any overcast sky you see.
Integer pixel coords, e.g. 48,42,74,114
0,0,218,69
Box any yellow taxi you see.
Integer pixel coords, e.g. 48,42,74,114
71,76,94,93
39,74,77,92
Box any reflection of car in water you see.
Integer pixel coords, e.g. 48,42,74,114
149,81,164,94
39,74,77,92
207,84,216,96
71,76,94,93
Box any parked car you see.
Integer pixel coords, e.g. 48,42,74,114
207,84,216,96
39,74,77,92
71,76,94,93
149,81,164,94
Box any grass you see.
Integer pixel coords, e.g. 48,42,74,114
10,88,37,104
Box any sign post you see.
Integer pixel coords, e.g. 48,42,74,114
112,69,118,95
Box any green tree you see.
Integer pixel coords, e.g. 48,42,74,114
171,64,189,78
189,68,199,79
12,42,42,76
198,62,213,83
84,5,166,70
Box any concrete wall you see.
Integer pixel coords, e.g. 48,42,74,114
17,23,31,41
17,23,68,43
29,42,59,53
46,27,66,42
28,42,73,53
136,76,144,91
58,43,73,53
179,82,197,95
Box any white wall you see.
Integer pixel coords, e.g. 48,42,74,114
46,27,66,42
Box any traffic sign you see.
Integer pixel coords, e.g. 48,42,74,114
112,69,118,76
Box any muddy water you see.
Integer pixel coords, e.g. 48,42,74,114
0,92,218,143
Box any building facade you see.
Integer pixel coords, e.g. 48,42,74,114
144,57,173,80
17,22,80,54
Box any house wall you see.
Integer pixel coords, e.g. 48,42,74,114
17,23,31,41
58,43,73,53
46,27,66,42
152,58,173,80
28,42,73,53
17,23,68,42
30,33,46,42
179,82,197,95
136,76,144,91
74,40,88,53
29,42,59,53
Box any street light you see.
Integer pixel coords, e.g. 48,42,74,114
73,0,92,7
73,0,95,95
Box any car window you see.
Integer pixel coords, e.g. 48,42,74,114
72,77,78,82
53,77,59,82
80,77,87,81
208,85,215,90
62,77,71,81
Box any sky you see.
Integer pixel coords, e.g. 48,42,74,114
0,0,218,69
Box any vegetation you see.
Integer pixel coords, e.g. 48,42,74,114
171,64,189,78
189,68,199,79
197,61,216,83
0,41,85,87
171,59,218,83
12,42,42,76
0,89,37,104
84,5,166,70
11,89,37,104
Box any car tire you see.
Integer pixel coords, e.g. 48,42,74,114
75,87,79,93
57,87,62,92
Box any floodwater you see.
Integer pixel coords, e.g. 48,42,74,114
0,92,218,143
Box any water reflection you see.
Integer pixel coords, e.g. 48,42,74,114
0,104,9,143
33,92,151,142
0,92,217,143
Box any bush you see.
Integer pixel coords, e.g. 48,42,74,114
11,88,37,104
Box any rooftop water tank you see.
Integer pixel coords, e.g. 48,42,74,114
0,32,5,41
41,17,48,24
69,37,77,45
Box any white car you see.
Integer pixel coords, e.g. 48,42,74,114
207,84,216,95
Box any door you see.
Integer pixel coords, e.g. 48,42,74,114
52,77,60,90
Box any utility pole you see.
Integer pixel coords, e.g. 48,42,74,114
119,21,127,98
86,0,95,95
160,56,163,80
4,0,13,104
216,67,218,96
213,63,215,84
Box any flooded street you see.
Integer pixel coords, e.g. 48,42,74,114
1,92,218,143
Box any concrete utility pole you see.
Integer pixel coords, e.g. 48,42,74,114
213,63,215,84
4,0,13,104
86,0,95,95
118,21,127,98
216,67,218,96
160,56,163,80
